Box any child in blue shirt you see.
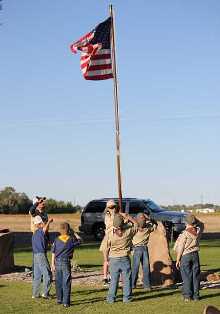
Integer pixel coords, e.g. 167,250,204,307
51,222,81,308
32,215,53,299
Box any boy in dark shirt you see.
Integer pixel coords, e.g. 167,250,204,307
51,222,81,308
32,215,53,299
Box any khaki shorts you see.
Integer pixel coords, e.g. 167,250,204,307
99,234,108,253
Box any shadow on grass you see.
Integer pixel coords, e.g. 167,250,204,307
201,292,220,300
80,264,102,269
75,288,107,295
71,297,106,306
133,289,180,301
70,287,180,305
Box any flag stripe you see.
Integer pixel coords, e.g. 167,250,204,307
90,59,112,65
85,69,113,76
88,64,112,71
85,73,113,80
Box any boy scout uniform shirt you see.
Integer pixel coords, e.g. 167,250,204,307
106,225,137,258
132,223,155,247
174,222,204,257
52,235,80,260
32,228,48,254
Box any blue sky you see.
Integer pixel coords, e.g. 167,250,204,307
1,0,220,205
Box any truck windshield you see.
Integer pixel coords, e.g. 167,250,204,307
144,200,164,213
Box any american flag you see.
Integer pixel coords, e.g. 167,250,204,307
70,17,113,81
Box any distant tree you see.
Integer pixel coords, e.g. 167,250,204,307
0,186,31,214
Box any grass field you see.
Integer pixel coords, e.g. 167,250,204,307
0,240,220,314
0,212,219,232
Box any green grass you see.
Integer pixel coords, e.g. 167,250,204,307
14,243,103,271
0,240,219,314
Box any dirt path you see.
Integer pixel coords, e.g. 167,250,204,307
1,269,220,291
0,268,104,287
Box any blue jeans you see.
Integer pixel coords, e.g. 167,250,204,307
180,251,200,300
55,259,72,305
107,256,132,303
132,246,150,288
32,253,52,297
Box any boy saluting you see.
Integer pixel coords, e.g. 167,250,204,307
32,215,53,299
174,214,204,302
51,223,81,308
132,213,157,290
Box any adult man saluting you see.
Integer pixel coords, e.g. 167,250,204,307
29,196,48,233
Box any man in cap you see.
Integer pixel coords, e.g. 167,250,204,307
99,199,119,286
104,212,138,303
32,215,53,299
29,196,48,233
174,214,204,302
132,213,157,290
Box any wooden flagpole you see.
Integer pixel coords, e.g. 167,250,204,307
109,4,123,212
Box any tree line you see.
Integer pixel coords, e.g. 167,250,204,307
162,203,220,212
0,187,81,214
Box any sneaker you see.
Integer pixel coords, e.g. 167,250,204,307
193,297,200,302
41,294,50,299
183,298,191,302
63,304,70,308
57,301,62,304
103,279,109,287
32,295,40,299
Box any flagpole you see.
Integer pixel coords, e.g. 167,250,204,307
109,4,123,212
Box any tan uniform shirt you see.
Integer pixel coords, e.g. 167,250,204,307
105,225,137,258
174,222,204,257
132,224,155,247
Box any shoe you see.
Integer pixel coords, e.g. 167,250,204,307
41,294,50,299
123,299,132,303
183,298,191,302
193,298,200,302
63,304,70,308
57,301,62,304
32,295,40,299
103,279,109,287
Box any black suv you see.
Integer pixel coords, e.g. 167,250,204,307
79,198,187,240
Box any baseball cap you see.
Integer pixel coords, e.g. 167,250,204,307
113,214,124,228
106,199,116,208
186,214,196,225
33,215,43,225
